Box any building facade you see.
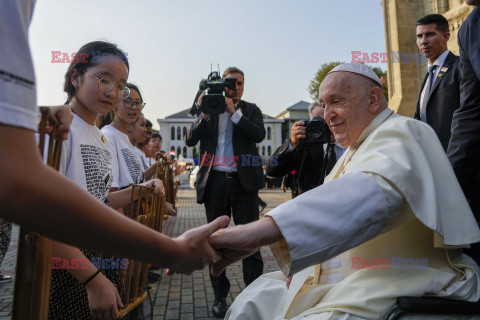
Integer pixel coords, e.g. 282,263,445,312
157,108,283,162
382,0,473,116
157,109,196,159
275,100,311,143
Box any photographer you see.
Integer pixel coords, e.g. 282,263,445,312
185,67,265,317
267,102,345,195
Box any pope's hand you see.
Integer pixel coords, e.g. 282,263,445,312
167,216,230,275
208,217,283,277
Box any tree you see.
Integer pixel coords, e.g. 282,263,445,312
371,67,388,101
308,62,343,101
308,62,388,102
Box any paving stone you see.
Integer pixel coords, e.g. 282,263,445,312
180,303,193,313
195,306,208,317
153,305,166,315
165,309,179,319
195,298,207,307
180,313,194,320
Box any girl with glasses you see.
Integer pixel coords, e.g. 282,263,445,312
99,84,147,189
49,41,165,320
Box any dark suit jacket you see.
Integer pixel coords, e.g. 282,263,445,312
266,140,335,194
447,7,480,218
414,51,461,151
185,100,265,203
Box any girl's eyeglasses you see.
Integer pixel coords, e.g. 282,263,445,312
84,72,130,100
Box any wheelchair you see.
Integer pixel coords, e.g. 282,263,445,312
385,296,480,319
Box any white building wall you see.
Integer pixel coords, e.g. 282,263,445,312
158,119,197,159
158,117,282,161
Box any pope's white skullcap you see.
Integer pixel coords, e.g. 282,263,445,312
327,63,383,88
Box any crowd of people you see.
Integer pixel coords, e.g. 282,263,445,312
2,0,480,319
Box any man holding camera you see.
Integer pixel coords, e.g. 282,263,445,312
185,66,265,317
267,102,345,195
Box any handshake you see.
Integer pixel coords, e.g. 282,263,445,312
167,216,282,276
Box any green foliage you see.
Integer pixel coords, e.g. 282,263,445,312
308,62,388,101
372,67,389,101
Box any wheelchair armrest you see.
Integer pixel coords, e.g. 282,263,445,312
396,296,480,315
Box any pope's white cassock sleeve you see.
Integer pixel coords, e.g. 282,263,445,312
266,170,404,276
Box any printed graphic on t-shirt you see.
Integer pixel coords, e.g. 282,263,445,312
121,148,143,184
80,144,113,202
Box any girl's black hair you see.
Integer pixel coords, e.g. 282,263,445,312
64,40,129,104
126,83,143,102
151,132,162,140
95,83,143,129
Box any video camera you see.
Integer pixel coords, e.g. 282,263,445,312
198,71,237,115
302,116,332,144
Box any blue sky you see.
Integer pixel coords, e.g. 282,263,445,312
29,0,387,129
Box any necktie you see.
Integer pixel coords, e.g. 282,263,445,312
428,65,437,91
318,143,337,185
420,65,437,122
224,116,234,168
325,144,337,177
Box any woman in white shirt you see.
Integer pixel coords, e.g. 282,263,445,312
100,84,146,189
130,114,150,171
49,41,164,320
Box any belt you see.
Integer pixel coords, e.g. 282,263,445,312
211,170,238,178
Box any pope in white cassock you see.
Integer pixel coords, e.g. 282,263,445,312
208,63,480,320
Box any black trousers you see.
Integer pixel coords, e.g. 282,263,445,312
204,171,264,300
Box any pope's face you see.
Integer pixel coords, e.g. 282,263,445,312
320,72,374,147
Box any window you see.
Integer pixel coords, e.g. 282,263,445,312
262,146,265,156
183,127,187,139
177,127,181,140
171,127,175,140
183,146,187,157
171,146,175,152
268,146,271,156
177,146,181,158
267,127,271,140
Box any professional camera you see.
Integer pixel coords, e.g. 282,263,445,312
302,116,332,144
198,71,237,115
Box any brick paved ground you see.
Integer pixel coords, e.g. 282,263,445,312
0,187,291,319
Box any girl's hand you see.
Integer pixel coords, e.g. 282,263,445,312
85,272,124,320
142,179,165,197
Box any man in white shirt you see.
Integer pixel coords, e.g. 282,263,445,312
185,67,266,317
209,64,480,320
413,14,461,151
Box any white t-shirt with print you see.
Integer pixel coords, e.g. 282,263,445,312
0,0,38,131
102,125,143,188
134,146,150,171
60,114,113,204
